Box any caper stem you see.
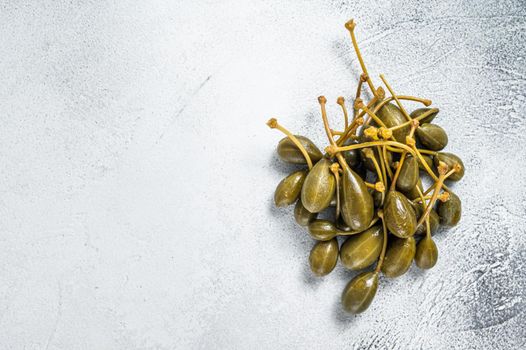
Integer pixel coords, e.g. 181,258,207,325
345,20,377,97
329,140,416,157
410,143,452,193
266,118,314,169
374,210,388,273
389,108,439,131
389,122,418,192
353,74,367,118
379,74,412,122
358,101,389,130
417,149,438,155
365,148,384,188
337,97,350,130
366,95,432,127
330,163,341,219
382,145,393,179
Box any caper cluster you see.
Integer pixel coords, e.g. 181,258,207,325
267,19,464,314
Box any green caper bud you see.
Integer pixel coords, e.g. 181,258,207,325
277,136,323,165
434,152,464,181
416,123,448,151
360,147,394,172
294,199,317,226
415,236,438,269
274,170,307,207
418,155,434,172
376,103,410,142
340,166,374,231
309,238,339,276
308,220,342,241
341,271,379,314
381,236,416,278
437,191,462,226
301,158,336,213
415,209,440,235
384,191,417,238
402,177,424,201
396,156,418,193
342,140,361,168
340,225,383,270
410,107,439,124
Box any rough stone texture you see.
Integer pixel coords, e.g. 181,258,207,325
0,1,525,349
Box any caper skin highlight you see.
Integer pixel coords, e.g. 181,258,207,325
274,170,307,207
437,192,462,226
340,225,383,270
415,236,438,269
277,136,323,164
396,156,418,193
301,158,336,213
381,236,416,278
341,271,379,314
340,166,374,231
416,123,448,151
308,220,340,241
384,191,417,238
294,200,317,226
309,238,339,276
434,152,465,181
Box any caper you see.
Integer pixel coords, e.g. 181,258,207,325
294,199,317,226
384,191,417,238
416,123,448,151
402,177,424,201
309,238,339,276
415,236,438,269
277,136,323,165
410,107,438,124
301,158,336,213
376,103,410,142
308,220,342,241
341,271,379,314
434,152,464,181
396,156,418,193
342,140,361,168
360,147,394,172
418,155,434,171
381,236,416,278
340,166,374,231
415,208,440,235
274,170,307,207
437,191,462,226
340,225,383,270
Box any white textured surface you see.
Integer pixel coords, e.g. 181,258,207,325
1,1,525,349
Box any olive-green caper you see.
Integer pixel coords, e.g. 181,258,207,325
376,103,410,142
340,166,374,231
416,123,448,151
340,225,383,270
418,155,434,171
309,238,339,276
341,271,379,314
437,191,462,226
384,191,417,238
277,136,323,164
415,209,440,236
381,236,416,278
360,147,394,172
396,156,418,193
301,158,336,213
274,170,307,207
342,140,361,168
415,236,438,269
308,220,342,241
294,199,317,226
410,107,439,124
434,152,464,181
402,177,424,201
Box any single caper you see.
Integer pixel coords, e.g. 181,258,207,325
341,271,379,314
340,225,383,270
434,152,464,181
376,103,410,142
301,158,336,213
294,199,317,226
309,238,339,276
381,236,416,278
415,236,438,269
415,208,440,236
342,140,361,168
416,123,448,151
410,107,438,124
274,170,307,207
277,136,323,165
308,220,342,241
396,156,419,193
384,191,417,238
437,191,462,226
340,166,374,231
360,147,394,172
402,177,424,201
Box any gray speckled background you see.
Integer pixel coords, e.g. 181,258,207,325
0,1,525,349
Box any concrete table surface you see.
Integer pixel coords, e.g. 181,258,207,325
0,1,525,349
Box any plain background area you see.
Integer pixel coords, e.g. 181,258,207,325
1,1,525,349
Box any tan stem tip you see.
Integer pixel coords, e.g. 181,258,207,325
337,96,345,105
318,96,327,104
375,182,385,193
411,119,420,128
453,163,462,173
362,147,374,159
355,116,364,126
330,163,340,173
378,127,392,140
439,192,450,202
326,145,338,155
345,19,356,31
437,161,449,175
423,100,433,107
364,126,379,140
360,73,368,82
377,209,384,219
354,98,365,110
405,136,416,147
266,118,278,129
377,86,385,99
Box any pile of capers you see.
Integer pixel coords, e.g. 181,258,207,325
267,19,464,314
